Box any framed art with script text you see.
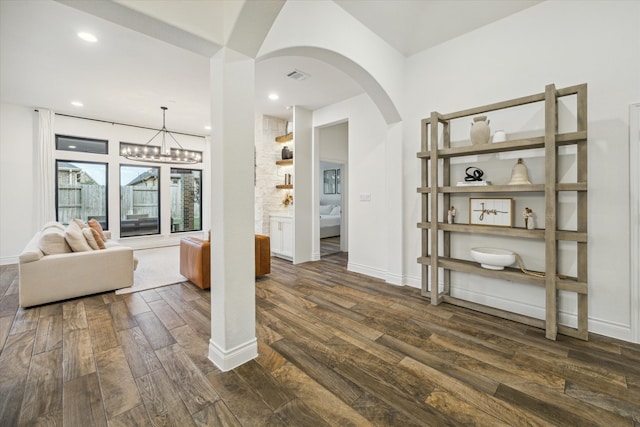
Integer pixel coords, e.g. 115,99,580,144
469,198,514,227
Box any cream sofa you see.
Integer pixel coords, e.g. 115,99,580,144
19,223,135,307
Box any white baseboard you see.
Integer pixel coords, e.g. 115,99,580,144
311,251,320,261
587,317,633,342
444,286,635,343
385,271,403,286
0,256,18,266
208,337,258,372
404,273,421,289
453,287,546,320
347,261,386,281
342,262,404,287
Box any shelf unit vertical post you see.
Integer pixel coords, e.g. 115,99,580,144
544,83,558,340
420,118,430,297
576,84,589,339
429,112,441,304
442,120,451,296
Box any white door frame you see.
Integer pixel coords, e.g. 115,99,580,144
630,103,640,343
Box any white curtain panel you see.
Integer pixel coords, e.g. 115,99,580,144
36,109,56,227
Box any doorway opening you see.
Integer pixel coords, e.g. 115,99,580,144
319,161,342,256
318,121,348,259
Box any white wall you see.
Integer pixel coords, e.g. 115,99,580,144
0,104,37,264
319,121,348,162
0,107,207,264
402,1,640,341
293,106,313,263
314,94,388,279
54,115,207,249
258,0,403,124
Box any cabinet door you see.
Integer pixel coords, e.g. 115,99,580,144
270,218,282,254
280,219,293,258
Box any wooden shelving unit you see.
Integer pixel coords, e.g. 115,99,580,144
275,133,293,189
275,133,293,143
417,83,588,341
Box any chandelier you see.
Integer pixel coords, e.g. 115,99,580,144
121,106,202,164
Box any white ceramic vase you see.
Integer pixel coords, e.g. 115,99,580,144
470,116,490,145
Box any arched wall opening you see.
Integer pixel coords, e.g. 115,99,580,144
257,47,401,125
256,47,404,284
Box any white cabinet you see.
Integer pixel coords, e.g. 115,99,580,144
270,215,293,260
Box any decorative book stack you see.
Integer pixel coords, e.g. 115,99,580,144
456,180,491,186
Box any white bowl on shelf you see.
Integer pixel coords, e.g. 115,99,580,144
470,247,516,270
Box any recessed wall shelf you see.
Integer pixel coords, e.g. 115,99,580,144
276,184,293,189
275,133,293,143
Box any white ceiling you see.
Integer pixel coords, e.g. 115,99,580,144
0,0,541,136
334,0,541,57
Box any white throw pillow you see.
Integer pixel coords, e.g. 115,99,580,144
73,218,88,229
42,221,65,231
319,205,333,215
65,222,93,252
82,227,100,250
39,227,72,255
329,206,341,216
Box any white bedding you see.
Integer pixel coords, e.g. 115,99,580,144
320,205,341,238
320,214,341,228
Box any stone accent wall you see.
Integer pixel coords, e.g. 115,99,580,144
254,115,293,235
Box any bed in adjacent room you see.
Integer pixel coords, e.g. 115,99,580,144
320,204,341,238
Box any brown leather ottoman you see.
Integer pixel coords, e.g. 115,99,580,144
180,234,271,289
255,234,271,276
180,237,210,289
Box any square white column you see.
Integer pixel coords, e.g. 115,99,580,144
208,48,257,371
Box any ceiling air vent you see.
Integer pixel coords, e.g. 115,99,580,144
286,69,310,81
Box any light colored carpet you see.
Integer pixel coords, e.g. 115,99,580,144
116,245,187,295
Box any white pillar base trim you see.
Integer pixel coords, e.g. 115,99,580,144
208,338,258,372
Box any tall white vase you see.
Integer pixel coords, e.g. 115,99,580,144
470,116,491,145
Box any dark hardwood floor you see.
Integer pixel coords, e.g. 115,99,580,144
1,254,639,426
320,236,341,257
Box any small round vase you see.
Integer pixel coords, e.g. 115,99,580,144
470,116,491,145
492,130,507,143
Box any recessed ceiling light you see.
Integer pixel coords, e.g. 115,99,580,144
204,125,211,131
78,32,98,43
71,101,83,107
268,93,279,101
